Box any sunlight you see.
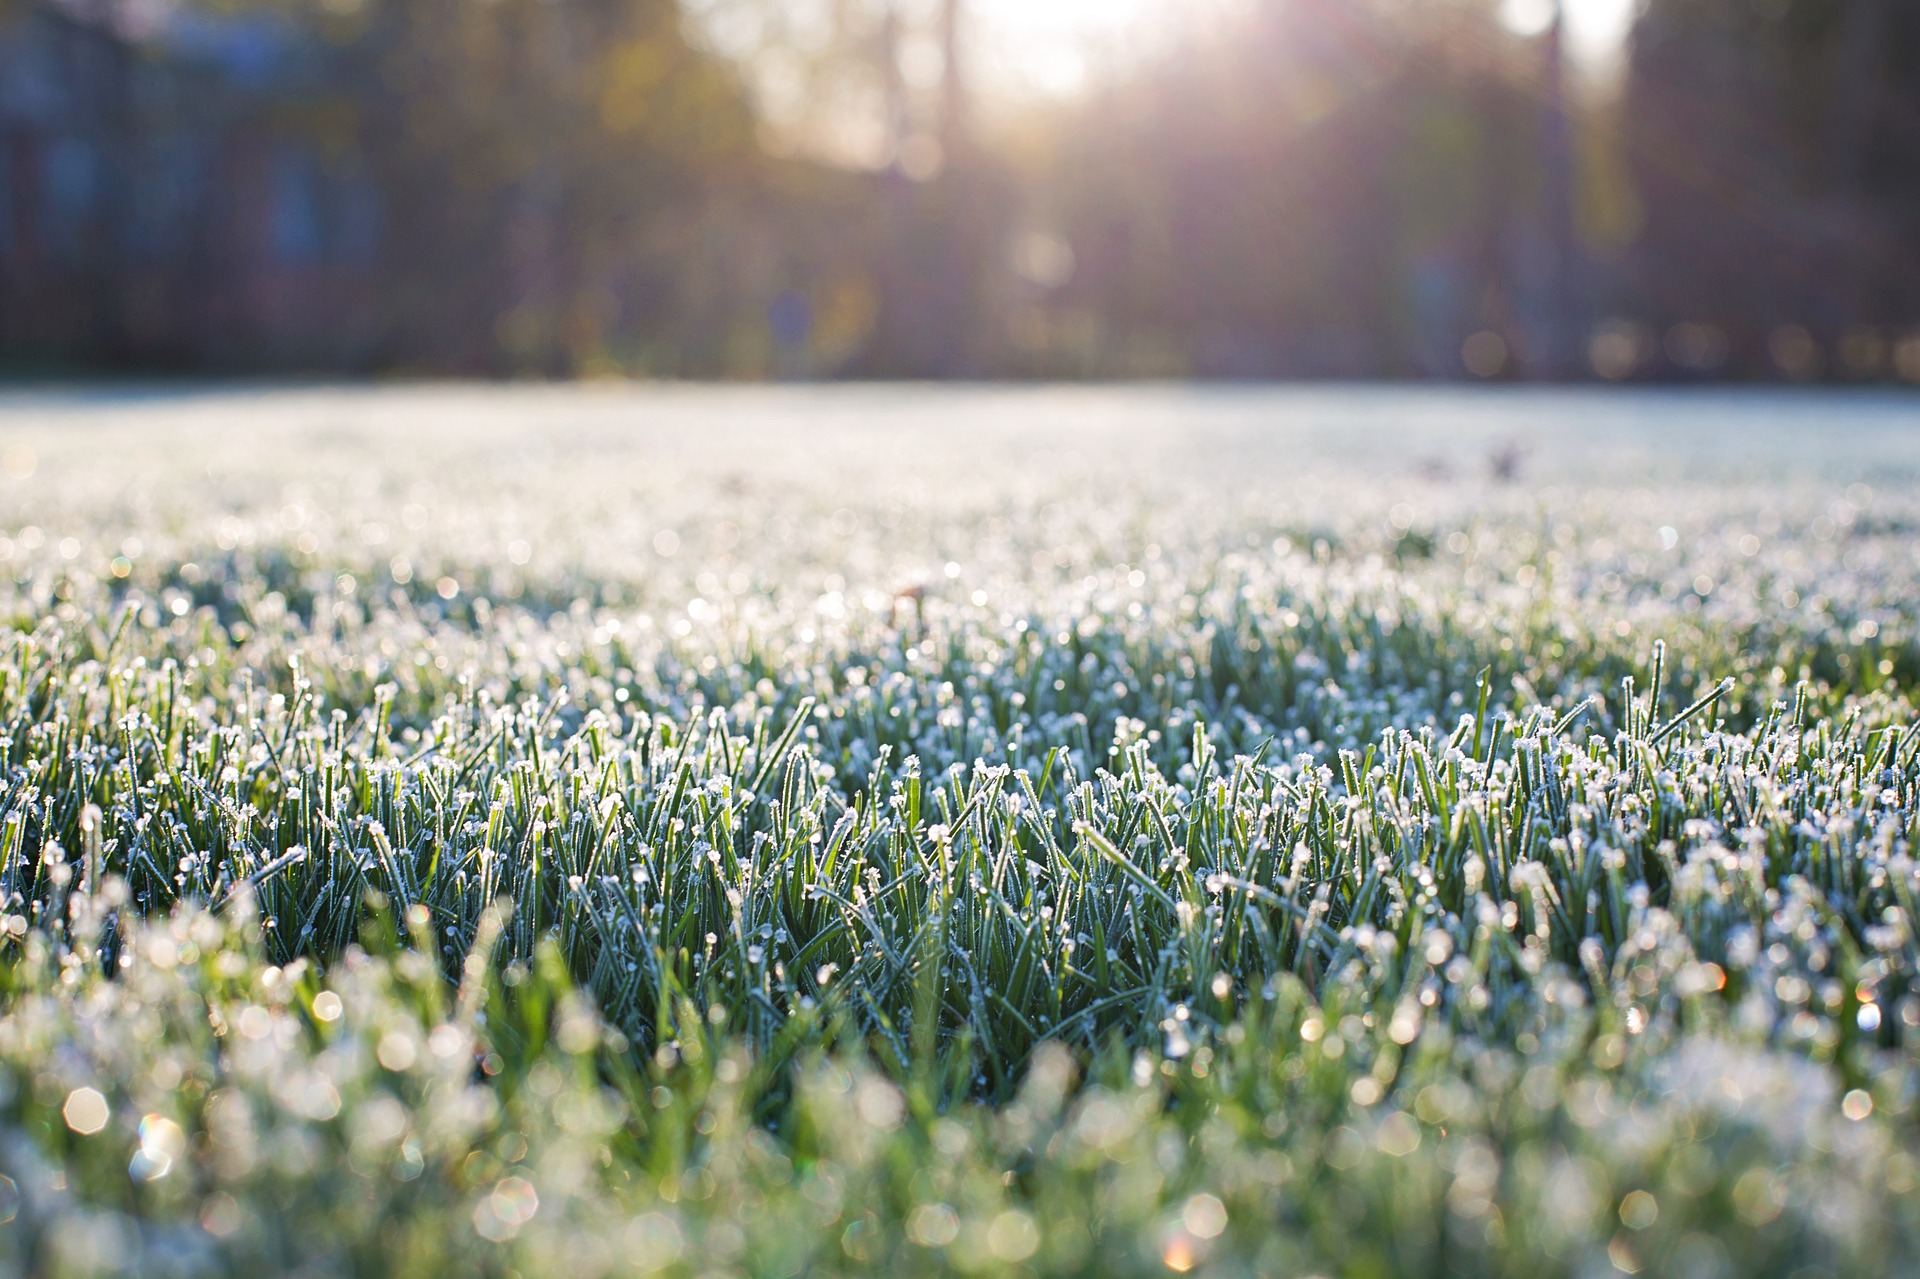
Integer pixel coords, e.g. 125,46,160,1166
976,0,1642,98
1501,0,1638,72
969,0,1170,97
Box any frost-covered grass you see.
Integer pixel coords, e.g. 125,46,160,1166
0,385,1919,1277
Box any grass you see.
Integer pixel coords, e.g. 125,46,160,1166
0,385,1917,1277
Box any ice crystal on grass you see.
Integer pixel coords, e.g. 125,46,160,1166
0,388,1917,1275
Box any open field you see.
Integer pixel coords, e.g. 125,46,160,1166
1,384,1919,1277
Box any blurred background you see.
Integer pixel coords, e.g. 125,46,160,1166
2,0,1918,382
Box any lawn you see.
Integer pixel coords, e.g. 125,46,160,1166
0,385,1916,1277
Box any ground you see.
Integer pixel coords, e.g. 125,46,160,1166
0,384,1916,1277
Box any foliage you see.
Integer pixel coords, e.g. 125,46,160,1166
326,0,766,372
10,0,1920,377
1626,0,1920,364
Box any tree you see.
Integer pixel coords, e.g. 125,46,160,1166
311,0,762,371
1623,0,1920,372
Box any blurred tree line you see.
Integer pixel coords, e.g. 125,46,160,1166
2,0,1919,379
1624,0,1920,380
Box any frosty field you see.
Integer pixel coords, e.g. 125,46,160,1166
0,383,1918,1277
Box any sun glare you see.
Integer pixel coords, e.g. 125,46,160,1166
977,0,1640,99
970,0,1171,97
1501,0,1638,71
